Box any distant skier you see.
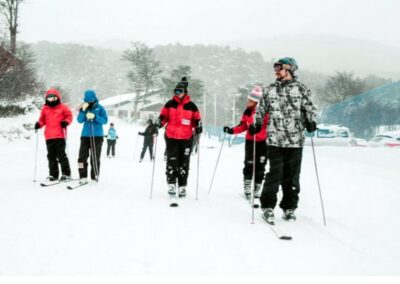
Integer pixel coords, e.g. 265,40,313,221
155,77,202,198
253,57,317,224
34,89,73,182
223,86,269,200
105,122,118,158
77,90,108,184
138,119,158,162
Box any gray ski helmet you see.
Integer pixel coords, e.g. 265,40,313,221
275,57,298,72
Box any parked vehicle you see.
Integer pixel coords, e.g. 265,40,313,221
368,131,400,148
305,124,366,147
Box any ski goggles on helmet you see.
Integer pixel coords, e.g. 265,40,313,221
46,94,58,102
174,88,185,95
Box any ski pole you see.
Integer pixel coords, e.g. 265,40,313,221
149,135,158,199
208,133,226,195
33,130,39,182
64,128,70,159
228,135,237,147
250,135,256,224
195,135,201,200
134,133,140,160
311,137,327,226
89,121,100,181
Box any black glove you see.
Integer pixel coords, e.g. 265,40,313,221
248,123,261,135
60,121,68,128
305,121,317,133
34,122,40,130
195,126,203,134
223,126,234,134
154,119,163,129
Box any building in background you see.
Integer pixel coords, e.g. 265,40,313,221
101,89,164,122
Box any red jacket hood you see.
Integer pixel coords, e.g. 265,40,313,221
45,89,61,101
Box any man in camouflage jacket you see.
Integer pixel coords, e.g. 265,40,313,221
253,57,317,223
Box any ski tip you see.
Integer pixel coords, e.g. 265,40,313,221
170,203,179,207
279,236,293,240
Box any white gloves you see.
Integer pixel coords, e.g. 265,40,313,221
81,102,89,111
86,112,95,120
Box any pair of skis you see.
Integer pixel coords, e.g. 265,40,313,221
241,193,292,240
261,213,293,240
40,179,88,190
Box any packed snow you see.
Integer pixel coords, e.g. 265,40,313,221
0,114,399,276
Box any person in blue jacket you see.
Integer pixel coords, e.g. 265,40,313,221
77,90,108,184
105,122,118,158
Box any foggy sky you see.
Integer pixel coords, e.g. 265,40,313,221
17,0,400,48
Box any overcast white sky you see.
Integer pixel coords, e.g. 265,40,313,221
17,0,400,47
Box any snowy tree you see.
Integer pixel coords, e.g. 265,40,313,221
362,74,392,92
161,65,205,104
0,43,40,102
0,0,25,54
123,41,162,120
318,71,365,106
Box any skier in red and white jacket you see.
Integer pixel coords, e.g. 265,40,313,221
34,89,73,182
223,86,269,199
156,77,202,198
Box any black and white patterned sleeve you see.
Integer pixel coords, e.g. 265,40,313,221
255,85,271,124
301,85,318,123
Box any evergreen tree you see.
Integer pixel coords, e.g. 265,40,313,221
161,65,205,106
122,41,162,119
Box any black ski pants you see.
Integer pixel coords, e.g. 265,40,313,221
78,137,103,180
260,146,303,210
107,139,116,157
243,139,268,184
140,139,154,160
46,138,71,178
165,137,193,187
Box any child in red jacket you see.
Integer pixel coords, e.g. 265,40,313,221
34,89,73,182
156,77,202,198
223,86,269,199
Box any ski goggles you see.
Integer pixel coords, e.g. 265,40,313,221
174,88,185,95
273,63,283,72
46,94,58,102
274,63,294,72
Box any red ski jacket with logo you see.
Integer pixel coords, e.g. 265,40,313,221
38,90,73,140
232,107,269,142
159,95,201,140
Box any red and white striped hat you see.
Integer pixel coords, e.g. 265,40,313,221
247,86,263,103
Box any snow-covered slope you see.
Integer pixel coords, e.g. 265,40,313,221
0,116,399,275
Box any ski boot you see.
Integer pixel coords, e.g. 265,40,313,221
178,186,186,198
79,177,88,185
254,183,262,199
243,179,252,200
46,176,57,182
261,208,275,225
59,175,71,182
168,184,176,196
282,209,296,221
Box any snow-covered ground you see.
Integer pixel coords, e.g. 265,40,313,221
0,115,399,276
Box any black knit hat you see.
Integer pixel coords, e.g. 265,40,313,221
174,77,189,94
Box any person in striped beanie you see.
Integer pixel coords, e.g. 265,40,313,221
223,85,269,200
